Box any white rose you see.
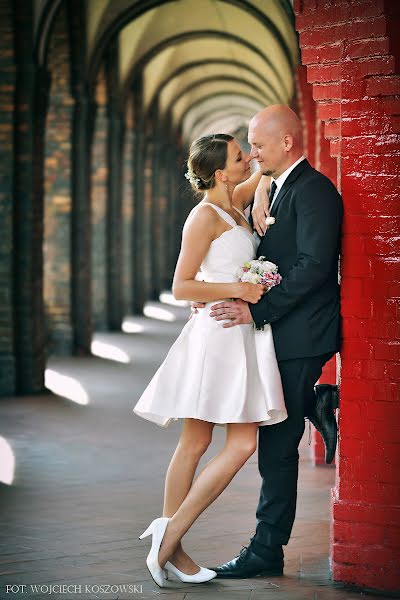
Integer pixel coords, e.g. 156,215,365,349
261,260,278,273
241,272,261,284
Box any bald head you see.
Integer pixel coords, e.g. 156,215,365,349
250,105,303,149
248,104,304,178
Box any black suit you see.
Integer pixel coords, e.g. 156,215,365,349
248,158,343,558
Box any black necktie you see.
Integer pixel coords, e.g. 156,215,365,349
269,180,277,204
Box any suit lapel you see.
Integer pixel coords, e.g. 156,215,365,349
270,159,310,217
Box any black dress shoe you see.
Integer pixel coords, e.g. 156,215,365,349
308,384,339,464
209,547,283,578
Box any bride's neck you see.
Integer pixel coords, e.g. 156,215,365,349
204,184,233,211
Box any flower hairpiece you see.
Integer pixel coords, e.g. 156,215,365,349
184,170,202,187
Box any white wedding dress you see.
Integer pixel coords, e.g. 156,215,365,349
133,203,287,427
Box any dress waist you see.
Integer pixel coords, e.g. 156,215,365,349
202,274,238,283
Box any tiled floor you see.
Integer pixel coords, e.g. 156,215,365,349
0,302,393,599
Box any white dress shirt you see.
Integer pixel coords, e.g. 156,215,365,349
269,156,306,211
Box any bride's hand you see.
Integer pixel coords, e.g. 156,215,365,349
238,283,266,304
252,175,271,237
252,202,271,237
189,300,205,319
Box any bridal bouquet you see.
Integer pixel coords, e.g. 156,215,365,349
237,256,282,291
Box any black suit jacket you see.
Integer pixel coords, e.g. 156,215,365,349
249,159,343,361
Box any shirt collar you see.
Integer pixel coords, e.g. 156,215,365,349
272,156,306,193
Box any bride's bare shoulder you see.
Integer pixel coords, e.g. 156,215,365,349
183,203,219,237
185,203,218,226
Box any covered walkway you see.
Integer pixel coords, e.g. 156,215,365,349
1,299,393,600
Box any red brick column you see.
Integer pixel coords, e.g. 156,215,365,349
316,104,337,184
295,0,400,593
295,64,316,164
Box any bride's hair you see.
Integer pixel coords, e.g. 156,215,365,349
186,134,234,191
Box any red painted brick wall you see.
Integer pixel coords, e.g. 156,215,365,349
295,0,400,592
316,104,337,184
295,64,316,165
43,5,73,355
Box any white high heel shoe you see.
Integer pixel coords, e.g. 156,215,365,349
139,517,170,587
164,561,217,583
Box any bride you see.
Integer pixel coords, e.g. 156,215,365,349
133,133,287,586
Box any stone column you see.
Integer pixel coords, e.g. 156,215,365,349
71,92,96,354
165,116,179,287
148,102,162,300
0,0,16,395
68,0,95,355
13,0,50,393
91,69,107,331
157,116,171,291
131,75,146,313
105,41,124,330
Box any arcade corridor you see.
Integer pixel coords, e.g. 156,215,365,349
1,0,399,595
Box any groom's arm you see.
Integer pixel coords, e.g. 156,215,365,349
249,176,343,329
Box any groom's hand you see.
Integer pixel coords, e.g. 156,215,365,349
210,299,253,328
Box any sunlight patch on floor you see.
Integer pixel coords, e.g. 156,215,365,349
91,341,131,363
45,369,90,405
0,436,15,485
143,305,176,322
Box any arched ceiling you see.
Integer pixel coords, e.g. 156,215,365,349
183,95,263,139
143,42,282,110
85,0,298,142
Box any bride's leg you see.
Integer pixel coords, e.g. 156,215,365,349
163,418,214,572
158,422,259,568
163,418,214,516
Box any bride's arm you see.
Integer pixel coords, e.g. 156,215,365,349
172,207,264,304
231,170,263,211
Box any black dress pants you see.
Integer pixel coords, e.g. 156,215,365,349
249,352,334,560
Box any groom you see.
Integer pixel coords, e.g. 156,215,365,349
209,105,343,577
